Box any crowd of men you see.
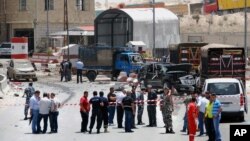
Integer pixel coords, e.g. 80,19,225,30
23,83,61,134
78,84,176,134
23,81,222,141
182,91,222,141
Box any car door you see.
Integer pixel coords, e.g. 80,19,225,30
145,64,162,88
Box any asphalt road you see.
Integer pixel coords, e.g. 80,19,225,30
0,73,249,141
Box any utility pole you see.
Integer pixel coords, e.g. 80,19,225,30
152,0,156,59
244,0,248,66
3,0,7,41
46,0,49,53
64,0,70,60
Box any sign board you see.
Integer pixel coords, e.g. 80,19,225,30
11,37,28,59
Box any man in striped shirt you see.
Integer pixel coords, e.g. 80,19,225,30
211,93,222,141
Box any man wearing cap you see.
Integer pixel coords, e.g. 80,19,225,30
146,85,158,127
160,86,175,133
23,82,35,120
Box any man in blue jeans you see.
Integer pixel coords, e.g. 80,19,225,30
197,92,209,136
122,91,135,133
29,90,40,134
211,93,222,141
107,87,116,126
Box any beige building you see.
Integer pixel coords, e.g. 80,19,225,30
0,0,94,52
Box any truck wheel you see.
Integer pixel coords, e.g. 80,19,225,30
111,70,120,81
86,71,97,82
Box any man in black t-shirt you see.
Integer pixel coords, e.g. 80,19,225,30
122,91,135,133
146,85,158,127
107,87,116,126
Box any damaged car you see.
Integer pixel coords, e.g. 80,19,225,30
138,62,197,94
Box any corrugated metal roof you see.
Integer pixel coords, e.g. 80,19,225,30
121,8,178,22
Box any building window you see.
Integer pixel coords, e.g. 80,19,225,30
45,0,54,11
19,0,27,11
76,0,85,11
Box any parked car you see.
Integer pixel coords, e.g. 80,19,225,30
0,42,11,57
202,78,248,121
7,59,37,81
138,62,197,94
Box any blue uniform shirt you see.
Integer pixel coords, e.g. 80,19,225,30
89,96,102,111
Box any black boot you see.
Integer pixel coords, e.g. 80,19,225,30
89,129,92,134
165,127,169,133
169,128,175,134
97,129,100,134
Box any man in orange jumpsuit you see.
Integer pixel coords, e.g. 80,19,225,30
188,97,197,141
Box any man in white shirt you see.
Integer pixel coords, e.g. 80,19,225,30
38,93,51,134
115,86,126,128
49,93,61,133
197,92,209,136
75,59,84,83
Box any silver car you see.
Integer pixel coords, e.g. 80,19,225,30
7,59,37,81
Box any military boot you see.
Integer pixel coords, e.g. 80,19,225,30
169,128,175,134
165,127,169,133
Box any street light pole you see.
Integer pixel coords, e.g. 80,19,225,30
46,0,49,62
244,0,248,66
64,0,70,61
152,0,156,59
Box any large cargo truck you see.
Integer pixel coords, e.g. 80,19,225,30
78,46,143,81
199,44,245,87
169,43,208,70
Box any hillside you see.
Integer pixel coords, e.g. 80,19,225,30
180,12,250,33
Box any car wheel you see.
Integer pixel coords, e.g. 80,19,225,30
33,78,38,81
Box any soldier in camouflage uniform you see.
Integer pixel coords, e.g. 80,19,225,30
160,86,175,134
22,82,35,120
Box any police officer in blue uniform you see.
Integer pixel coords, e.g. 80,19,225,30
99,91,109,133
122,91,135,133
89,91,103,134
146,85,158,127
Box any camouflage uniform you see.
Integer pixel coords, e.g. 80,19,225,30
161,93,174,132
24,86,35,119
136,91,144,125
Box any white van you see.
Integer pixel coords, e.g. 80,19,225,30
202,78,248,121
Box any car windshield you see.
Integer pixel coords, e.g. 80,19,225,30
207,82,240,95
15,61,33,68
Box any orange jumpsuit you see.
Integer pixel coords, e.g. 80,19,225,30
188,102,197,141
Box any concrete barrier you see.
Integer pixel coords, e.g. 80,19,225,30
0,74,10,98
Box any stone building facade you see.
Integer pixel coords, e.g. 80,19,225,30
0,0,94,52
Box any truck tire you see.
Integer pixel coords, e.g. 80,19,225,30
33,77,38,81
111,70,120,81
86,71,97,82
